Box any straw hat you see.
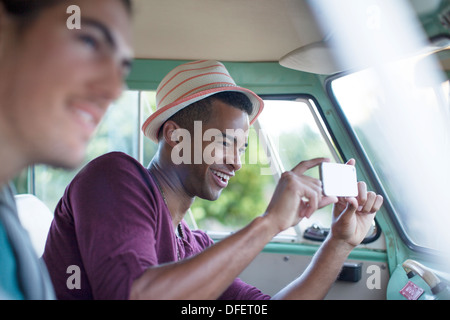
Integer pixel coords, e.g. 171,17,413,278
142,60,264,143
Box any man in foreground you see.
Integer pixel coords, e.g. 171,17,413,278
0,0,133,299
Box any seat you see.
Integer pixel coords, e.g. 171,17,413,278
15,194,53,257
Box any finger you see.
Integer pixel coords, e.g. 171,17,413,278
286,171,323,196
299,196,317,219
332,196,357,220
303,186,320,213
345,158,356,166
299,184,321,218
356,181,367,208
319,195,338,208
336,197,359,220
299,174,323,188
346,197,359,213
360,191,377,213
301,201,316,219
372,195,384,213
291,157,330,176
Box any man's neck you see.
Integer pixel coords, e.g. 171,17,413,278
148,159,195,230
0,134,27,187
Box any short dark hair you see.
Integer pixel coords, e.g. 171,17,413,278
1,0,132,30
1,0,132,15
160,91,253,139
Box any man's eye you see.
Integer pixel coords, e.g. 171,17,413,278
79,35,99,50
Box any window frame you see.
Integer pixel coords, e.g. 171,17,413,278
325,72,441,255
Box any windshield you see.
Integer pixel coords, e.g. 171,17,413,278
331,52,450,252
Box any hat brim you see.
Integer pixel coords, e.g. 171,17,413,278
142,86,264,143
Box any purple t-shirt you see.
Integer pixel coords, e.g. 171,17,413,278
43,152,270,300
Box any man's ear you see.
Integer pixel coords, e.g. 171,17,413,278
161,120,182,148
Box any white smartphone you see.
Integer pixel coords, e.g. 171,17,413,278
320,162,358,197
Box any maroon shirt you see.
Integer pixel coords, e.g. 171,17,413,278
43,152,270,300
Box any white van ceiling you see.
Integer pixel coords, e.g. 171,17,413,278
131,0,443,74
131,0,323,62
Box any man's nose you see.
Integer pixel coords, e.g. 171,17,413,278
227,149,243,172
94,56,126,104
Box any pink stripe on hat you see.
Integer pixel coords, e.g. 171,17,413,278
176,82,236,101
156,63,224,97
158,72,234,106
142,60,264,143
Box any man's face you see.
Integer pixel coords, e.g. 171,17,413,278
0,0,133,169
179,100,250,201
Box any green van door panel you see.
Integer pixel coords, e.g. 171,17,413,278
240,243,389,299
262,242,387,263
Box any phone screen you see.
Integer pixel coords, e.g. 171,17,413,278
320,162,358,197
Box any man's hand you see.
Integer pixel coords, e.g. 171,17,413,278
330,159,383,248
264,158,338,234
270,159,383,300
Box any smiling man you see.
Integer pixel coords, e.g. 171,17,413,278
0,0,133,300
43,60,383,300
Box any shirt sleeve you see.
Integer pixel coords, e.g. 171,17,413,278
219,278,271,300
68,152,161,300
196,231,271,300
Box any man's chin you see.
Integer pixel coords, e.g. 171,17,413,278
199,189,223,201
41,146,86,171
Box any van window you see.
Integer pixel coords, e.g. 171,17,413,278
254,98,340,239
331,53,450,251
